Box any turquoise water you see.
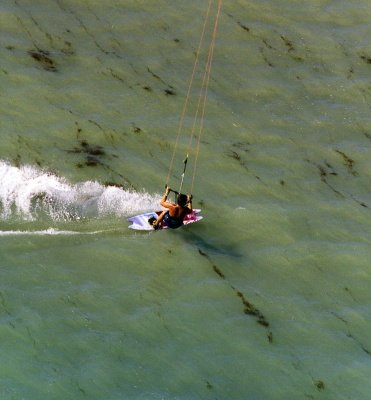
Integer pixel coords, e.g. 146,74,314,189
1,0,371,399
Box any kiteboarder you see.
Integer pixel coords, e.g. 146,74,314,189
151,185,192,229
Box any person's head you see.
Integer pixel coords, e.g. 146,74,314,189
177,193,188,207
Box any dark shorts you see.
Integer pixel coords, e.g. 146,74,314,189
164,211,183,229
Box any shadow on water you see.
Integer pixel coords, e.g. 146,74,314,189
180,227,243,259
178,224,272,341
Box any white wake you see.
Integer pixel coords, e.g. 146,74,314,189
0,161,159,223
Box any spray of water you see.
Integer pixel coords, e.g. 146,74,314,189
0,161,159,223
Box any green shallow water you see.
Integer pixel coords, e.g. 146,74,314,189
1,0,371,399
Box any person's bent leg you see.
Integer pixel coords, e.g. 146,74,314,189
153,211,166,228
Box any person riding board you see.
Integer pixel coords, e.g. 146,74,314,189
151,185,192,229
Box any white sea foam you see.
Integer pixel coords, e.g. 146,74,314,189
0,161,159,222
0,228,79,236
0,228,116,236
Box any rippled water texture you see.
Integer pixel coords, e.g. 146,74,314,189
1,0,371,399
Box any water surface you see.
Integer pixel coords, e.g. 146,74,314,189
1,0,371,399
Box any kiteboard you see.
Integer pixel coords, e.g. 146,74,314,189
128,209,202,231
